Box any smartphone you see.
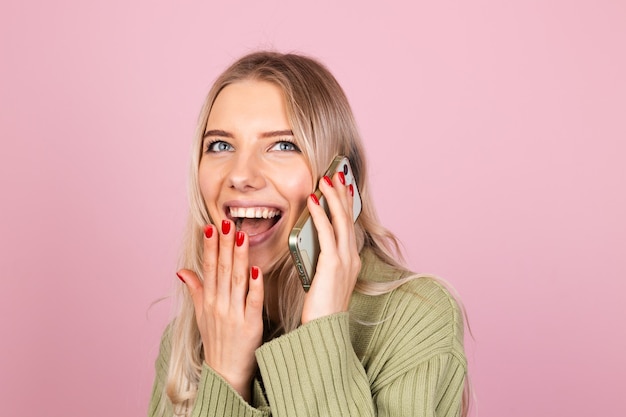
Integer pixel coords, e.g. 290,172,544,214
289,156,362,291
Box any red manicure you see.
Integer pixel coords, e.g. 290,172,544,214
323,176,333,187
236,231,245,247
310,193,320,205
204,225,213,238
349,184,354,197
338,171,346,185
222,220,231,234
251,266,259,280
176,272,185,283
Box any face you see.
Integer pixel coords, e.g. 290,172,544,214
199,80,313,271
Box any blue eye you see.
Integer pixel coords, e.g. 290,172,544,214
206,141,234,153
271,141,300,152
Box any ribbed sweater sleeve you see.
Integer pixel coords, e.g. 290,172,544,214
373,353,466,417
255,313,375,417
191,365,270,417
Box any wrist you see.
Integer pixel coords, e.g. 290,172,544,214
205,362,254,403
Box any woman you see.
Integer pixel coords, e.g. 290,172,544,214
149,51,468,417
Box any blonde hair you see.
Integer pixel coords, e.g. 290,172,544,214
162,51,470,416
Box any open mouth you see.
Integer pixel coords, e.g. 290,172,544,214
228,206,282,237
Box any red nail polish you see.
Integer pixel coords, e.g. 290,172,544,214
251,266,259,280
349,184,354,197
176,272,185,283
204,225,213,238
222,220,231,234
236,231,245,247
310,193,320,205
323,176,333,187
338,171,345,185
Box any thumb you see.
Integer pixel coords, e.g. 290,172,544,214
176,269,204,312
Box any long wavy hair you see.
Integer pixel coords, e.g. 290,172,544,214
162,51,470,417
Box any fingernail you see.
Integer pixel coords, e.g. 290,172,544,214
349,184,354,197
222,220,231,234
338,171,345,185
251,266,259,280
323,176,333,187
204,225,213,238
236,231,245,247
310,193,320,205
176,272,185,283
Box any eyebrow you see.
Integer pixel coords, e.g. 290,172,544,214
203,129,233,138
203,129,294,139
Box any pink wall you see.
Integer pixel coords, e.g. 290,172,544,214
1,1,624,416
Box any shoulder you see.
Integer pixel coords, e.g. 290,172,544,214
353,250,465,365
358,248,463,323
379,276,463,355
154,322,174,372
159,321,174,349
389,276,464,349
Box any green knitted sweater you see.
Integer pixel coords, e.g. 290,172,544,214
149,250,467,416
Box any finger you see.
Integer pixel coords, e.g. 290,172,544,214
334,171,355,221
202,224,218,303
333,171,352,214
307,192,337,252
176,269,204,316
332,171,357,245
216,219,235,299
319,175,351,243
320,175,358,262
333,171,356,246
231,230,250,310
245,266,264,324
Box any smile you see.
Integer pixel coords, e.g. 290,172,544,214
227,205,283,239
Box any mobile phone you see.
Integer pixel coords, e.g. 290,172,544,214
288,156,362,291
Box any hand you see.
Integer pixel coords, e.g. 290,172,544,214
301,172,361,324
177,220,264,402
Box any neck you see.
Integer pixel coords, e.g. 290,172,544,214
263,282,282,333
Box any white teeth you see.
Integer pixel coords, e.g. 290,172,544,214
229,207,280,219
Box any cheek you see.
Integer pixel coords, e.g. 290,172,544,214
198,166,219,210
284,169,314,212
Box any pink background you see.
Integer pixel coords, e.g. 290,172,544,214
1,1,624,416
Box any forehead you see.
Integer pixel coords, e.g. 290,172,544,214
206,80,290,131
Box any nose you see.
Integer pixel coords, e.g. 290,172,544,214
225,152,266,192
